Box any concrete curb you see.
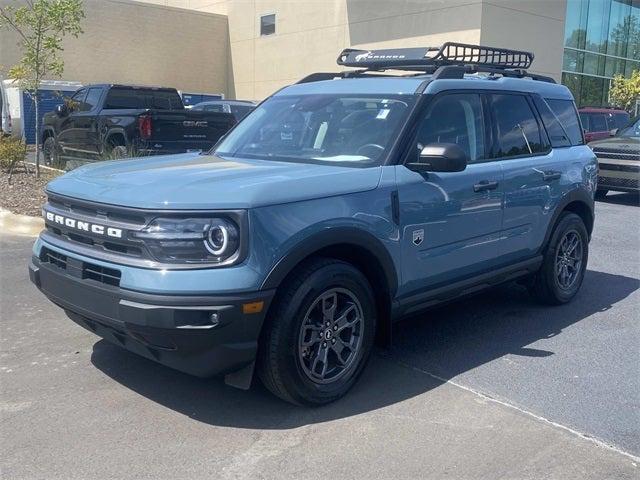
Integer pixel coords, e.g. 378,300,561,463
0,208,43,237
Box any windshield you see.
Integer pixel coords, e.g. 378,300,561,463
214,94,416,166
617,118,640,137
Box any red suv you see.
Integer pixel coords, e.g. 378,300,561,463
579,107,630,143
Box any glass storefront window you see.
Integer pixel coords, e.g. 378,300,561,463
563,0,640,108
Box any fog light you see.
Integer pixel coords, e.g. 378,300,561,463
210,312,220,326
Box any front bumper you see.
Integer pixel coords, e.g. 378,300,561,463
597,162,640,192
29,257,274,378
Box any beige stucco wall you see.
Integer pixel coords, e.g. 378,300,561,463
144,0,565,100
0,0,231,96
2,0,567,101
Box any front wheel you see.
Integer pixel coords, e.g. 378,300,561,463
257,258,376,406
531,212,588,305
43,136,64,169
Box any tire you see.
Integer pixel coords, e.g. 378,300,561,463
109,145,128,159
43,136,64,169
595,189,608,199
531,212,588,305
257,258,377,406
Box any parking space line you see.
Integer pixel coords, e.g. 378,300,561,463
395,360,640,464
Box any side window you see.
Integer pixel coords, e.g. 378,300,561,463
104,89,144,109
490,94,546,158
414,93,485,163
80,88,101,112
231,104,253,120
67,89,86,112
547,99,584,146
613,113,630,130
204,104,225,112
590,114,608,132
532,97,571,148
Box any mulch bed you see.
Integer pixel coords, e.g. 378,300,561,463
0,166,61,217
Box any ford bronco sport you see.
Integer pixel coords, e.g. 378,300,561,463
30,43,597,406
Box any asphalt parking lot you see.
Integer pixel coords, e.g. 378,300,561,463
1,193,639,479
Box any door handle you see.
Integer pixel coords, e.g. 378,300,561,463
473,180,499,192
542,170,562,182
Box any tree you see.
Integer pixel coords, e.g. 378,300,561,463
0,0,84,177
609,70,640,113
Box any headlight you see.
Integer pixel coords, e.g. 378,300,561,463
133,217,240,264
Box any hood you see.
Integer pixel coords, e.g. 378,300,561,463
46,153,382,209
588,136,640,153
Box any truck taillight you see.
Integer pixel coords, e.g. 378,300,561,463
138,115,152,140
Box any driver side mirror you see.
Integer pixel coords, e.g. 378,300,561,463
55,104,69,117
609,128,618,136
406,143,468,173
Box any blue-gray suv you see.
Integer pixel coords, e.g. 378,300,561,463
30,44,597,405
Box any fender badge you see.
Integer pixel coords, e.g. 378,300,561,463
413,229,424,246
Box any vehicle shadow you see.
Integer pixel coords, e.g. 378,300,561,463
597,192,639,206
91,269,638,429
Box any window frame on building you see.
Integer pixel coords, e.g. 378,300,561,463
260,13,276,36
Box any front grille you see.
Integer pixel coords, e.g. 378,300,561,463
40,247,122,287
595,151,640,161
44,193,149,260
598,176,640,189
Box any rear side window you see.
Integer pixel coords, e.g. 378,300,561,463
547,99,584,146
490,94,547,158
105,89,143,109
532,97,571,148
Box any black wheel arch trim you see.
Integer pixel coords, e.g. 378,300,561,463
260,227,398,296
541,188,594,252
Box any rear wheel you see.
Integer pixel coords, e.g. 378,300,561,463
109,144,128,159
258,258,376,406
531,212,588,305
595,189,608,199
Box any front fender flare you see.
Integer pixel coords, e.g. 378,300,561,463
260,227,398,296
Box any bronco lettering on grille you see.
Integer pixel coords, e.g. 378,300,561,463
45,211,123,239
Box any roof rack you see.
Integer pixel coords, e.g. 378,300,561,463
337,42,534,70
296,43,555,85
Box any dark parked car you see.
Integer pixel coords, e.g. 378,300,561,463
41,84,236,167
579,107,630,143
590,116,640,197
191,99,256,122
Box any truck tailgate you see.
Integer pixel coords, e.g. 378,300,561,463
148,110,235,145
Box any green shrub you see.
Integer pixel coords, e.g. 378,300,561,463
0,136,27,173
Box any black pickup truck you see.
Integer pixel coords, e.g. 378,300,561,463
42,84,236,167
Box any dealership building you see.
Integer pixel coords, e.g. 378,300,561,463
1,0,639,105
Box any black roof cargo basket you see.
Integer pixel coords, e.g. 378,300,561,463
297,42,555,85
337,42,534,70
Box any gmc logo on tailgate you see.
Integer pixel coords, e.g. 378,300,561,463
183,121,208,127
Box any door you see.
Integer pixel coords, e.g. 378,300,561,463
396,92,504,298
69,87,102,158
57,88,86,156
488,93,560,264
